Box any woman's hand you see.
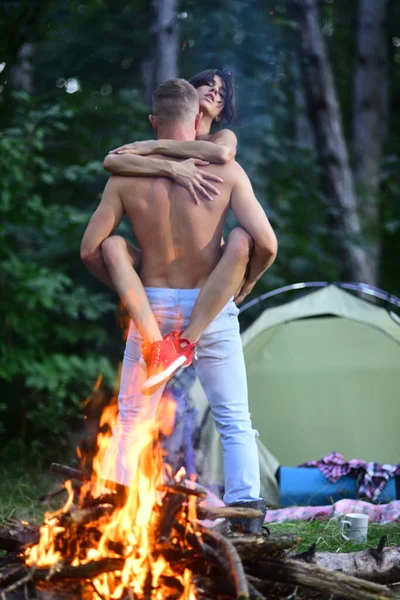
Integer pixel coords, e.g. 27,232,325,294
171,159,224,204
234,279,256,305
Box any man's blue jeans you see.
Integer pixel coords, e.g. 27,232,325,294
102,287,261,505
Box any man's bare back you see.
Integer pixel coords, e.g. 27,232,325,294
115,159,242,289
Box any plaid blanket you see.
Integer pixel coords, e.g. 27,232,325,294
299,451,400,501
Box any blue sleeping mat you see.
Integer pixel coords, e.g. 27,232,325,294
279,467,398,507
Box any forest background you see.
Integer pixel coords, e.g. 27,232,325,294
0,0,399,466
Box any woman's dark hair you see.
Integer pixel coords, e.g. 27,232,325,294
189,68,236,124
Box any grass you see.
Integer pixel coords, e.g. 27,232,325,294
0,466,63,524
269,518,400,554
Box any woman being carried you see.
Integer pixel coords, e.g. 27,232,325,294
100,69,270,392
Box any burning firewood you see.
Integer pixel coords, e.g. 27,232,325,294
0,503,397,600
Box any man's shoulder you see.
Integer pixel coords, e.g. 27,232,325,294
221,159,246,180
107,174,127,187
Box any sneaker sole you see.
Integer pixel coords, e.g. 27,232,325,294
141,355,187,396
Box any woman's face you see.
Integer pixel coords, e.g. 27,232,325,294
196,75,226,121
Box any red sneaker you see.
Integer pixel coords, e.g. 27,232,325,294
163,331,198,367
138,342,151,370
140,338,187,396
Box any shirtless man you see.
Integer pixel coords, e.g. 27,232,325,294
81,79,277,533
96,70,264,392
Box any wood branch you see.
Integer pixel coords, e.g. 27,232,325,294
157,484,207,498
50,463,87,482
196,506,264,521
200,526,250,600
231,534,299,556
0,521,39,552
58,505,115,527
155,493,187,540
4,558,125,588
247,557,391,600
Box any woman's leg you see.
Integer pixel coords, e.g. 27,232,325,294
181,227,253,343
101,227,253,350
101,235,162,344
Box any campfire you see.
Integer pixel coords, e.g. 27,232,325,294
0,393,398,599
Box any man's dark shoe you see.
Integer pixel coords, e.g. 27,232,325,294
227,499,267,535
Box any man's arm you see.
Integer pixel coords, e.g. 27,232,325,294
230,165,278,300
109,129,237,164
80,177,125,289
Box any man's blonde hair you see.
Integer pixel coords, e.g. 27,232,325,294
152,78,199,124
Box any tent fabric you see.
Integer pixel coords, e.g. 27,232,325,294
241,284,400,346
192,285,400,503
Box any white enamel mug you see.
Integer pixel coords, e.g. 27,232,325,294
340,513,368,542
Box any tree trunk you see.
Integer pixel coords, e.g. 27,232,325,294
292,54,315,148
9,42,34,93
288,0,375,284
153,0,179,86
141,0,179,105
352,0,389,285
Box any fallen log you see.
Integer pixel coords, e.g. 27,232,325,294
49,463,87,482
58,505,115,527
231,533,299,555
0,521,39,552
196,506,264,521
0,558,124,591
313,543,400,585
247,558,391,600
199,526,250,600
157,483,207,498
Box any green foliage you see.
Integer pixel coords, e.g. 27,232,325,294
0,0,399,465
0,93,116,461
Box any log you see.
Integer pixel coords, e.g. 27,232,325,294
0,558,125,590
59,505,115,527
196,507,264,521
247,558,391,600
313,545,400,585
231,534,299,556
199,526,250,600
157,483,207,498
0,521,39,551
50,463,87,482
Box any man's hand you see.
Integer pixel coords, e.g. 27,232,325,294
109,140,158,155
234,279,256,305
170,159,223,205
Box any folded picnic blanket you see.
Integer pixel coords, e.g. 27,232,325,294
299,452,400,502
264,499,400,524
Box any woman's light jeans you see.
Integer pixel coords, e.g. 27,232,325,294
102,287,261,505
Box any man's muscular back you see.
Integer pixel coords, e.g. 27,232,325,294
115,158,241,289
81,156,274,292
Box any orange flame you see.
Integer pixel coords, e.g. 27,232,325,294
25,367,198,600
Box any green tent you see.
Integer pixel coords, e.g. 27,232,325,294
192,285,400,505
